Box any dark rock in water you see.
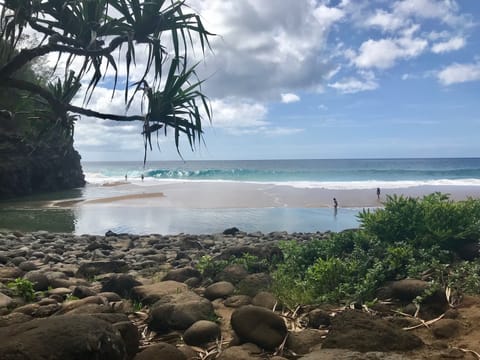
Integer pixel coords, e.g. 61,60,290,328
231,305,288,350
223,227,240,236
183,320,221,346
134,342,186,360
101,274,142,299
76,260,128,278
322,310,423,352
0,314,126,360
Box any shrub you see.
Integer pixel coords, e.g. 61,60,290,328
7,278,35,302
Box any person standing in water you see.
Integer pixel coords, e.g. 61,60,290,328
333,197,338,217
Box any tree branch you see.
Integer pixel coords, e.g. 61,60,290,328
0,35,128,79
0,78,145,122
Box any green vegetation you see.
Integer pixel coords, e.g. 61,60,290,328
271,193,480,308
7,278,35,302
196,253,271,279
0,1,212,161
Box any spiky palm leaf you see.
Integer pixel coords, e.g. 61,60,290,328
0,0,213,160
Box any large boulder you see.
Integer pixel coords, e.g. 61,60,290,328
0,314,127,360
183,320,221,346
231,305,287,350
148,291,215,332
204,281,235,300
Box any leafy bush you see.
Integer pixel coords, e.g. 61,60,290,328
358,193,480,251
7,278,35,302
271,193,480,307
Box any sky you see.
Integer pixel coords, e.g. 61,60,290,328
68,0,480,161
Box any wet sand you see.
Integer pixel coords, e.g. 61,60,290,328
73,182,480,209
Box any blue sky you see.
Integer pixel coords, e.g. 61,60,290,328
71,0,480,161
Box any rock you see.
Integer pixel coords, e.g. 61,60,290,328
322,310,423,352
224,295,252,308
131,281,188,305
18,261,38,271
237,273,272,297
216,264,249,284
134,342,186,360
251,291,276,309
183,320,221,346
24,271,49,291
162,267,202,283
204,281,235,300
286,329,325,355
432,319,462,339
223,227,240,236
101,274,143,299
231,305,287,350
0,315,125,359
0,312,32,327
72,285,97,299
76,260,128,278
113,321,140,359
148,291,215,332
308,308,331,328
217,345,262,360
0,292,13,309
0,266,23,280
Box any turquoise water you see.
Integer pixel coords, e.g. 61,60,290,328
83,158,480,188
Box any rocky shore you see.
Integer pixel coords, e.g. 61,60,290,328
1,229,480,360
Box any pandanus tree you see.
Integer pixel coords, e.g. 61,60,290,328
0,0,213,161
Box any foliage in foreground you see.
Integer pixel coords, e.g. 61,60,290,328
272,193,480,307
7,278,35,302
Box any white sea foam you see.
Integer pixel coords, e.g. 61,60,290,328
84,171,480,190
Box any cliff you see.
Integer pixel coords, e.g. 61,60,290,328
0,131,85,199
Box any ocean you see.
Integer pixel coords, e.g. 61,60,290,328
2,158,480,235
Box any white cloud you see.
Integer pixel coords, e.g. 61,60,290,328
353,35,428,69
328,77,378,94
437,62,480,85
431,36,465,53
365,9,404,32
281,93,300,103
393,0,463,25
209,99,268,129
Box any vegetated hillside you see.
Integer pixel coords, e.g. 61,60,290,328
0,40,85,199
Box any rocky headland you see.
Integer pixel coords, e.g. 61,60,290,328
0,132,85,199
1,229,480,360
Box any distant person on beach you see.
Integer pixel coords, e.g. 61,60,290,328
376,187,381,200
333,197,338,209
141,174,144,181
125,174,127,181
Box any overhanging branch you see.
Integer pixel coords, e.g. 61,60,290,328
1,78,145,122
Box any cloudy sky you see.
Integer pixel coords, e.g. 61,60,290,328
72,0,480,162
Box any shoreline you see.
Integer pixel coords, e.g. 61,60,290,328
61,182,480,209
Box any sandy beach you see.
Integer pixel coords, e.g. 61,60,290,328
73,181,480,209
